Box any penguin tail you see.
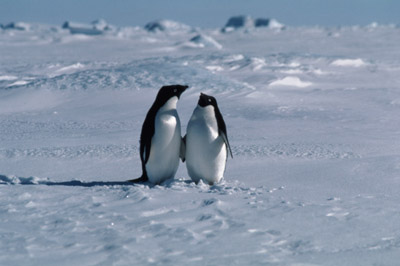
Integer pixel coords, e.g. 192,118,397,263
127,175,148,183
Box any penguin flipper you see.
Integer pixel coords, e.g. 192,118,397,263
127,175,148,183
220,131,233,158
180,135,186,162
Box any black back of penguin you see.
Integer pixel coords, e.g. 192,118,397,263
130,84,188,183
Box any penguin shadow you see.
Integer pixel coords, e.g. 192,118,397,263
0,174,139,187
1,174,233,190
0,174,197,188
41,180,138,187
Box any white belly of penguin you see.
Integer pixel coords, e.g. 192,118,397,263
186,106,227,184
146,102,181,184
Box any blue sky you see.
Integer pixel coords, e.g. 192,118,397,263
1,0,399,27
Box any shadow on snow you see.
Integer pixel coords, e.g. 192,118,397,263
0,174,139,187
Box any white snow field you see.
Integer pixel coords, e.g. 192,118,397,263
1,20,400,265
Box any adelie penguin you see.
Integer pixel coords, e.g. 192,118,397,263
184,93,233,185
129,85,188,184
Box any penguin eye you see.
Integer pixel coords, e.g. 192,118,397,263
208,99,212,102
174,89,177,93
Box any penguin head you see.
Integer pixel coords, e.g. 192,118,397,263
198,93,218,108
156,85,188,105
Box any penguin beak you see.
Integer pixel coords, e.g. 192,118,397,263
177,85,189,98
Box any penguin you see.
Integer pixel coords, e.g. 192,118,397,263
184,93,233,185
129,85,188,184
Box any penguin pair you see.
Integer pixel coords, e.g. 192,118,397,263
129,85,232,185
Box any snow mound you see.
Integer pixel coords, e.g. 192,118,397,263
205,65,224,72
364,22,396,30
54,63,85,74
255,18,285,29
0,75,18,81
0,174,45,185
222,15,254,32
62,19,112,35
184,34,223,49
249,57,267,71
331,58,367,67
6,80,30,88
1,22,30,31
222,16,284,32
144,19,191,33
269,76,312,88
91,19,111,31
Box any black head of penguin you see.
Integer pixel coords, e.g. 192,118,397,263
155,84,188,107
198,92,218,108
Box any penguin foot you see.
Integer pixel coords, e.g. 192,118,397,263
127,175,148,183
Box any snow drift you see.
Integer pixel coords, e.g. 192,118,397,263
179,34,223,49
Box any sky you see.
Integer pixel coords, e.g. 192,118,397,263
1,0,399,28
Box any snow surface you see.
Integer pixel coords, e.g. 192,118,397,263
1,21,400,265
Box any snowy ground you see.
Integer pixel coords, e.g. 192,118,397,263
1,21,400,265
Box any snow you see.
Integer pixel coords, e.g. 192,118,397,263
222,15,285,32
269,76,313,88
6,80,30,87
54,63,86,74
144,19,192,33
255,18,285,29
186,34,223,50
62,19,113,35
0,75,17,81
223,15,254,31
331,58,367,67
1,20,400,265
1,22,30,31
